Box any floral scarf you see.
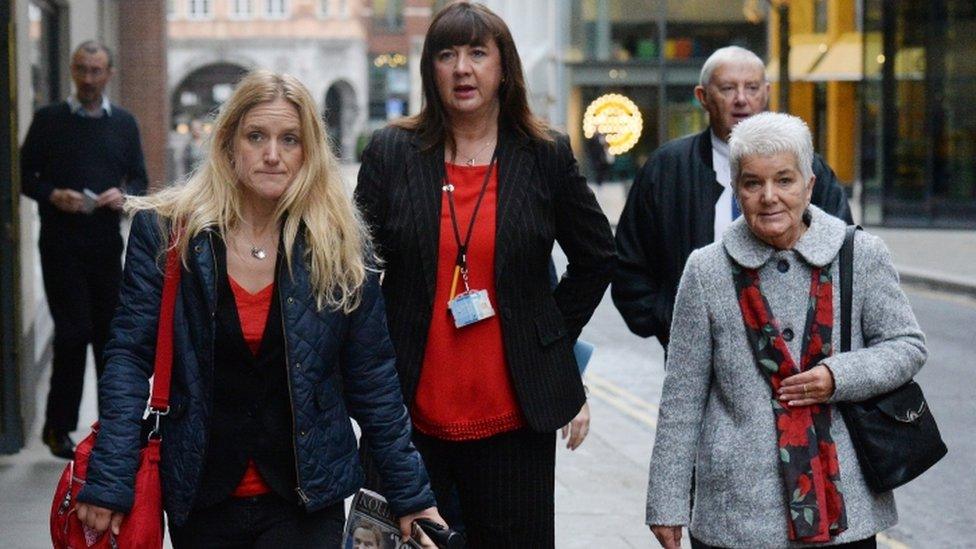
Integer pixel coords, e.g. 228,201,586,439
731,262,848,542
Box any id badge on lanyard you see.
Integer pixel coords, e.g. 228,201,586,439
444,155,498,329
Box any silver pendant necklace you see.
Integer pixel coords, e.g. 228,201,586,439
250,246,267,260
460,139,495,166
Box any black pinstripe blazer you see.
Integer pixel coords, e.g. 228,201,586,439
354,125,616,432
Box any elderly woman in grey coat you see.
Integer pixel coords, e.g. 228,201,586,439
645,112,926,549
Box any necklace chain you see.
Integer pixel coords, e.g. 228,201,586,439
458,139,495,166
235,220,275,261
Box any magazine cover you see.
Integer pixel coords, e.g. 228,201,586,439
342,489,423,549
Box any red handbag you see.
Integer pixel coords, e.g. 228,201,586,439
51,241,181,549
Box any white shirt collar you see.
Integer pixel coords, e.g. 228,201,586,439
67,94,112,118
710,130,730,159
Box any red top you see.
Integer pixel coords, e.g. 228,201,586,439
228,276,274,498
411,162,524,440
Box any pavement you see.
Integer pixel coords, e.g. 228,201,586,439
0,174,971,548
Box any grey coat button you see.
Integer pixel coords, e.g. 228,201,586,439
194,244,203,254
287,296,295,305
777,259,790,273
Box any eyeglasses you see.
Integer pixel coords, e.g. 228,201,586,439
71,64,108,78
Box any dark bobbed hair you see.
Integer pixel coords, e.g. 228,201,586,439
393,1,551,150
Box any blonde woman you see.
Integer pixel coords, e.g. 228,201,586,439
73,70,442,548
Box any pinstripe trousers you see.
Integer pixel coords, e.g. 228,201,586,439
413,429,556,548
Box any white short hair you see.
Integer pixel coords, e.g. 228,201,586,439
699,46,766,88
729,112,814,185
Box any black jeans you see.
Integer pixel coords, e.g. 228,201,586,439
413,428,556,549
39,236,122,434
690,534,877,549
168,494,345,548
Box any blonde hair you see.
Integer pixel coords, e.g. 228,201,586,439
127,69,368,312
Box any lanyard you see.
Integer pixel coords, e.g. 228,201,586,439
442,152,498,299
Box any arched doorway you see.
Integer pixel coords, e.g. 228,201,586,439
171,62,249,129
323,80,357,161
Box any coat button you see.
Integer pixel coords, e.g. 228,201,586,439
502,307,512,319
194,244,203,254
777,259,790,273
287,296,295,305
299,430,307,437
782,327,795,341
294,362,301,369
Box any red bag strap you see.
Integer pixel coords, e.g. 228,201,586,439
148,236,182,412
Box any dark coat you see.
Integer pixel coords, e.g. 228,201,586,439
612,129,854,347
77,211,435,526
354,126,616,432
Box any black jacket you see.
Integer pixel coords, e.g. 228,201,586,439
612,129,853,347
355,126,616,432
77,212,435,526
20,102,147,244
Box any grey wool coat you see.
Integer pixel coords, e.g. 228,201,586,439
645,206,927,548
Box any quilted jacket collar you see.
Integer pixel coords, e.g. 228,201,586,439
723,205,846,268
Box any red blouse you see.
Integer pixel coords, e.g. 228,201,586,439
411,162,525,440
228,276,274,498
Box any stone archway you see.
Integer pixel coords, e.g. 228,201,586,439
323,80,357,161
171,62,249,129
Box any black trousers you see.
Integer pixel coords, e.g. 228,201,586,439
168,494,345,548
413,428,556,549
690,534,877,549
39,236,122,433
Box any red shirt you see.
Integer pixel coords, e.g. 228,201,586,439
411,162,524,440
228,276,274,498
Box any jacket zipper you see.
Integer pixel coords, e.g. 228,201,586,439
278,274,308,506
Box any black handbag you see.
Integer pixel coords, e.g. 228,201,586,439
837,225,947,493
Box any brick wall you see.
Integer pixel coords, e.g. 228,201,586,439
118,1,170,189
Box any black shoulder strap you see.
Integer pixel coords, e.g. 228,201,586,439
839,225,862,353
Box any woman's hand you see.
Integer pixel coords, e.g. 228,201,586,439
649,525,683,549
561,401,590,450
779,364,835,406
398,506,446,546
75,503,125,536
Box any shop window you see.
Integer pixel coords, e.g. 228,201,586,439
373,0,403,31
28,0,61,111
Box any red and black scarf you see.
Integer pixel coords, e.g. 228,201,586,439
731,262,848,542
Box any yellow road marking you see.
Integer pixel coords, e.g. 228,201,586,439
586,372,658,428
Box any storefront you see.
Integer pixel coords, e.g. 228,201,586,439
565,0,766,180
861,0,976,227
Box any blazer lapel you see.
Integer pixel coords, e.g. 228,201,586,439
494,133,534,277
405,137,444,305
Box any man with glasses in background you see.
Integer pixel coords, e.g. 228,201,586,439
21,40,147,459
612,46,852,351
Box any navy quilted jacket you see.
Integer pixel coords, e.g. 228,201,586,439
77,211,435,526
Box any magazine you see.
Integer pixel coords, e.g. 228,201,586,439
342,489,423,549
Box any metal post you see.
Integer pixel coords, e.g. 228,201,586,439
657,0,668,145
0,0,25,454
777,2,790,112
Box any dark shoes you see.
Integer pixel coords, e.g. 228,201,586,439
42,428,75,460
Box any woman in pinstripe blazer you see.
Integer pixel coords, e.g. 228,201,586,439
353,3,615,547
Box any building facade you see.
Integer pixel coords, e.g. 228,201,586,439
168,0,369,169
771,0,976,228
1,0,168,454
563,0,767,180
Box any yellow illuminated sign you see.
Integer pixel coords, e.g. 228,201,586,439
582,94,643,155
